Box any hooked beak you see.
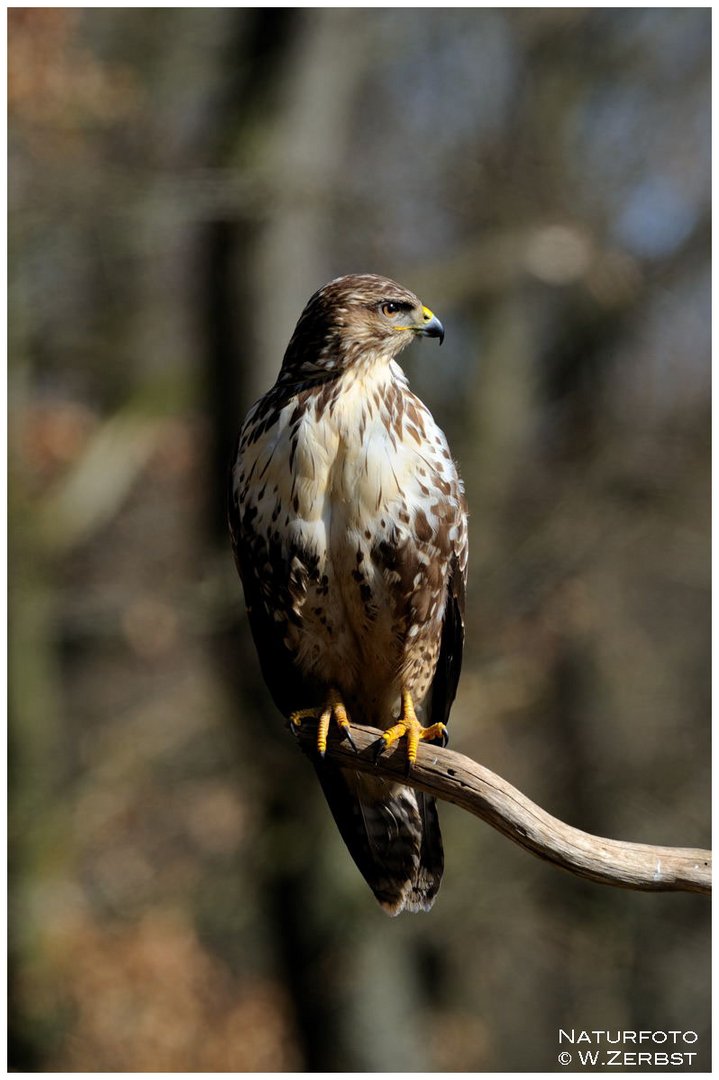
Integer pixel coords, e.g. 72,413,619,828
418,305,445,345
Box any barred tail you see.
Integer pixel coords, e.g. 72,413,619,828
313,763,444,914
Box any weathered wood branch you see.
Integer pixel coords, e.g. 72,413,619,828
293,722,711,896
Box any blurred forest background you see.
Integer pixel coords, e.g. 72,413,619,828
8,7,710,1072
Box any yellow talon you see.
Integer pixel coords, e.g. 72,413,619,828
290,690,356,756
290,707,319,728
379,689,448,772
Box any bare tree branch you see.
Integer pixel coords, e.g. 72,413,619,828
293,722,711,896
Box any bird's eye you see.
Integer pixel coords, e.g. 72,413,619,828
382,302,401,316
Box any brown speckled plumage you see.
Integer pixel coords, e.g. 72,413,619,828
229,274,468,914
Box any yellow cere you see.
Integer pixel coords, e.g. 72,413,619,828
393,305,436,333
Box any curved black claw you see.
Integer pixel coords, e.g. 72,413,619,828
344,726,358,752
372,736,387,763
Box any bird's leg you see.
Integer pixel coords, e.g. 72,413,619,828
375,689,448,775
290,689,356,757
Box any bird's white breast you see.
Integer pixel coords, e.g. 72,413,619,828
237,360,461,720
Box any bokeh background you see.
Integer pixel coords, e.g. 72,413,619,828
8,8,710,1072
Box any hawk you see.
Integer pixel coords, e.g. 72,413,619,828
229,274,468,914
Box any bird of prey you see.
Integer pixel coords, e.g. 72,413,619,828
228,274,467,914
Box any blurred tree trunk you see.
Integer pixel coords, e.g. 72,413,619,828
199,9,436,1070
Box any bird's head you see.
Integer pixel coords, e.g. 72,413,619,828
280,273,444,383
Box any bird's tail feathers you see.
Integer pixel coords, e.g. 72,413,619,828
313,764,443,914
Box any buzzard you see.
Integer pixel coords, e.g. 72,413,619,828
229,274,468,914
